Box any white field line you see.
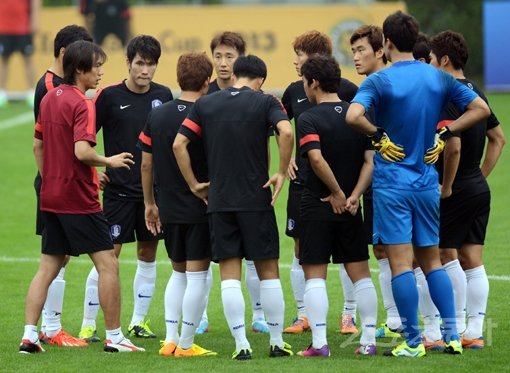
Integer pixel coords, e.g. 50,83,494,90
1,256,509,281
0,112,33,131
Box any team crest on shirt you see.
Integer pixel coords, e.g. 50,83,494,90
177,104,186,112
111,224,121,239
287,219,295,232
151,99,163,108
334,106,343,114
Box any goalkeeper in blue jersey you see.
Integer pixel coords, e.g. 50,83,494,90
346,11,490,358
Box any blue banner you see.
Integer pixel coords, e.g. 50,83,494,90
484,1,510,91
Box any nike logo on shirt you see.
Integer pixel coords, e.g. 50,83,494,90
297,98,307,103
120,105,131,110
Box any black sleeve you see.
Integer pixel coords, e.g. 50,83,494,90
338,78,358,102
298,112,321,157
94,89,108,133
281,85,294,120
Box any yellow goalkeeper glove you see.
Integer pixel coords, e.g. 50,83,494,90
424,126,453,164
369,127,405,162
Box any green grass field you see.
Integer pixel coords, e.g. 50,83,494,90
0,95,508,372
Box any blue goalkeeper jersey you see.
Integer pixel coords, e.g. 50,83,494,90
352,60,478,191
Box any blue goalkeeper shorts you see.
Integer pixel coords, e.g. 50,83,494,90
373,188,440,247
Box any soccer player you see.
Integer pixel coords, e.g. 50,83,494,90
198,31,269,335
174,55,294,360
21,39,144,354
281,30,359,335
0,0,39,107
413,33,431,63
430,30,506,349
32,25,93,348
139,52,217,357
346,11,490,357
349,24,404,340
296,54,377,357
79,35,173,342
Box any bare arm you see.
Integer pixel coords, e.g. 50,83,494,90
173,133,209,203
33,138,43,176
74,140,134,169
449,97,490,134
141,151,161,235
441,137,461,199
264,120,293,205
481,125,506,178
307,149,346,214
345,103,377,136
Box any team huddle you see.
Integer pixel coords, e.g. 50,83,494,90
19,10,505,360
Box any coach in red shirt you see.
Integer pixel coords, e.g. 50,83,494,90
20,40,144,354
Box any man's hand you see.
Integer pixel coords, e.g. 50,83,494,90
320,190,346,214
287,158,298,180
439,184,453,199
97,170,110,190
191,182,210,205
107,152,134,169
424,126,453,164
345,196,360,215
370,127,405,162
263,172,286,206
145,203,161,236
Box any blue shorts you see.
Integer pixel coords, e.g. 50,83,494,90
373,188,439,247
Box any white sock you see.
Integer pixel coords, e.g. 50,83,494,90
179,271,209,349
340,264,356,319
378,258,401,329
81,266,99,329
464,265,489,339
290,256,306,317
415,267,442,341
43,277,65,337
42,267,65,335
23,325,39,343
245,260,263,320
130,260,156,326
106,327,124,344
304,278,328,349
221,279,250,351
201,266,213,321
443,259,467,333
164,270,187,343
260,279,284,347
354,278,377,346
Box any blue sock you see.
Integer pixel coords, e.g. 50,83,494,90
426,268,459,343
392,271,420,347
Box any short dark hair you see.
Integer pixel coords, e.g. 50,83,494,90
430,30,468,70
177,52,213,91
292,30,332,56
54,25,93,58
126,35,161,64
301,55,341,94
63,40,106,85
233,55,267,80
413,33,431,63
350,25,387,64
383,11,419,53
210,31,246,55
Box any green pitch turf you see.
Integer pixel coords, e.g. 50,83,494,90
0,94,508,372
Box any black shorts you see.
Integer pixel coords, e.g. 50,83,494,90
209,211,279,262
34,173,44,236
103,197,159,244
0,34,34,57
440,191,490,249
42,212,113,256
299,213,369,265
94,21,129,46
163,223,211,263
362,189,373,245
285,182,303,238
